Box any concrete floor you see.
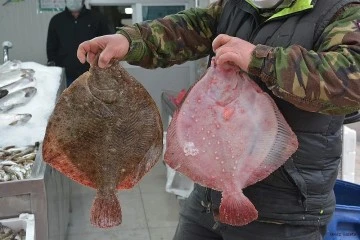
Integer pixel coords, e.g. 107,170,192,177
67,162,180,240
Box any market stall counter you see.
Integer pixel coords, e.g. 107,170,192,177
0,60,70,240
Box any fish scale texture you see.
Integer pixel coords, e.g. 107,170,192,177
164,62,298,226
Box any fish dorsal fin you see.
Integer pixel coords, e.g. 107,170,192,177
245,96,298,187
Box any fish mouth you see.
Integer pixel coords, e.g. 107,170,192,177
24,87,37,97
0,89,8,98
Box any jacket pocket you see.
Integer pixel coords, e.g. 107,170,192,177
283,157,308,210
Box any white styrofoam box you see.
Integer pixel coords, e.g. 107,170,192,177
343,126,357,153
0,213,35,240
164,116,195,199
342,126,357,183
165,164,194,199
162,130,168,158
342,151,356,182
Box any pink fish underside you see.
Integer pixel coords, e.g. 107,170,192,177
164,63,298,226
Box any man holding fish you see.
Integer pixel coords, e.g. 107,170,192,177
77,0,360,239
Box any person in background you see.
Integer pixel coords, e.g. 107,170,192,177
77,0,360,239
46,0,110,86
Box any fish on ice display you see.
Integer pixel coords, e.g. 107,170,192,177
0,60,37,126
0,223,26,240
0,143,39,182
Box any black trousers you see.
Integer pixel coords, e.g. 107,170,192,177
173,185,327,240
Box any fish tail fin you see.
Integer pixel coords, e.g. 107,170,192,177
90,190,122,228
219,191,258,226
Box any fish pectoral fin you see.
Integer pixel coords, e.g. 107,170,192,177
218,191,258,226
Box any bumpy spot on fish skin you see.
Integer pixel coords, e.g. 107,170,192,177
223,106,234,120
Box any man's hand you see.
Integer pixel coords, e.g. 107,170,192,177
212,34,256,72
77,34,130,68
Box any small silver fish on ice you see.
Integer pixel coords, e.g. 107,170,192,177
0,113,32,126
0,87,37,112
0,60,21,73
0,69,34,89
0,77,36,97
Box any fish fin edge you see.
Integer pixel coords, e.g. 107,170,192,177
218,191,258,226
42,132,96,189
245,95,299,187
90,191,122,228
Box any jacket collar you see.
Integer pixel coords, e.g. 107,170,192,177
268,0,314,20
244,0,315,20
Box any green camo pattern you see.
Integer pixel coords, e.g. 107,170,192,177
117,1,223,68
117,1,360,115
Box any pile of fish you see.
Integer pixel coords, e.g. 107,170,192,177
0,60,37,126
0,223,26,240
0,142,39,182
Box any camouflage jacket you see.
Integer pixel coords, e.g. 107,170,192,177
117,1,360,115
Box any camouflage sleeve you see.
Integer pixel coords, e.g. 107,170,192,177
248,4,360,115
117,1,223,69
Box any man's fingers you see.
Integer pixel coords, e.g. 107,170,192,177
212,34,232,52
77,41,91,63
215,46,240,67
77,38,104,64
216,60,236,71
77,35,129,68
98,47,115,68
87,52,97,66
216,52,239,68
214,46,231,60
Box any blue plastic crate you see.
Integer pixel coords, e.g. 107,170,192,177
324,180,360,240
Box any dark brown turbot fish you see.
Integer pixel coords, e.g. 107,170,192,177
42,57,163,228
